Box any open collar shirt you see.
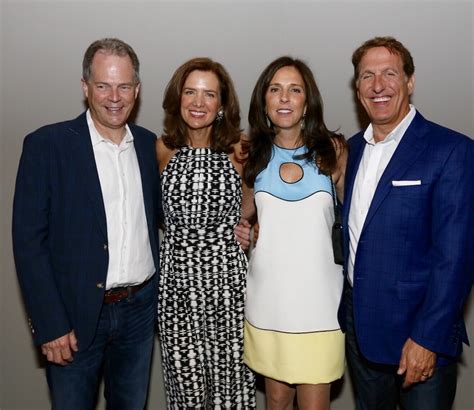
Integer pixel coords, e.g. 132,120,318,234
87,110,155,289
348,105,416,284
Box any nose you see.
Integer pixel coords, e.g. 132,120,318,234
372,74,385,93
280,90,289,103
109,87,120,102
192,92,204,107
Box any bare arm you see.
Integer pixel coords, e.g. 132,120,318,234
155,137,177,175
241,183,256,224
331,136,348,203
229,142,256,250
155,137,176,229
234,183,257,250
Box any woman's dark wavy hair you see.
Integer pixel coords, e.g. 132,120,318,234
161,57,241,152
244,56,345,187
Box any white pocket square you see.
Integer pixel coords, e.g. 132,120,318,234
392,180,421,186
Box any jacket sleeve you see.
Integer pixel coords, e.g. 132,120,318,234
12,132,71,345
410,137,474,357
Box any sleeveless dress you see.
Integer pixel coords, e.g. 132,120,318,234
158,146,256,409
243,144,345,384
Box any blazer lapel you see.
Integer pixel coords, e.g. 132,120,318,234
132,127,154,231
68,113,107,239
343,134,366,224
342,133,366,268
361,112,429,232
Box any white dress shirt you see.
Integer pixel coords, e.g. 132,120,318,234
87,110,155,289
347,105,416,284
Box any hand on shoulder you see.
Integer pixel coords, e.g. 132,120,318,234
229,133,250,176
233,133,250,165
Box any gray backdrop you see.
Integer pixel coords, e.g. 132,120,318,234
1,0,473,408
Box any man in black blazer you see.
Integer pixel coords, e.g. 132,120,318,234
12,38,161,409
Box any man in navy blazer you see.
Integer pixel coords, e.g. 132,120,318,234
12,38,161,409
340,36,474,409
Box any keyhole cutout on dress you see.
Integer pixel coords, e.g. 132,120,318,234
279,162,303,184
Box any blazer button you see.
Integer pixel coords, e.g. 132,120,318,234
28,318,35,333
103,244,108,250
96,282,104,289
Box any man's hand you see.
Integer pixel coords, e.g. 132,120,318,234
41,330,78,365
397,337,436,388
234,219,252,250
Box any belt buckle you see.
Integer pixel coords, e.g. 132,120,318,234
103,276,152,305
104,287,128,304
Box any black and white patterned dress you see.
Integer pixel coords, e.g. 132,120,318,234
158,146,256,409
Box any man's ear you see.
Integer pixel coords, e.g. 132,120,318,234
355,79,361,102
407,74,415,96
81,78,89,98
134,82,141,99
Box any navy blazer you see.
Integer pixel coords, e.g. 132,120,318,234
339,111,474,365
12,112,162,349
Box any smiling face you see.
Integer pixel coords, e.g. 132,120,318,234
81,51,140,142
265,66,306,136
180,70,222,133
356,46,414,141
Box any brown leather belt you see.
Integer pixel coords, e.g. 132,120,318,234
103,276,153,304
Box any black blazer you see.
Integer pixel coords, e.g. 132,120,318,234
12,112,162,349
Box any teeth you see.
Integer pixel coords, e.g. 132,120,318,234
277,109,292,113
190,111,205,117
372,97,390,102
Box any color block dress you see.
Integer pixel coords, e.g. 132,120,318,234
244,144,345,384
158,146,256,409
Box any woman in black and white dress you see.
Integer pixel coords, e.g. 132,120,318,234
156,57,255,409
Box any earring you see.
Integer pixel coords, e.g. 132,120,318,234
215,109,224,123
300,115,306,131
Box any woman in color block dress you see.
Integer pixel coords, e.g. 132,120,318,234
242,56,347,410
